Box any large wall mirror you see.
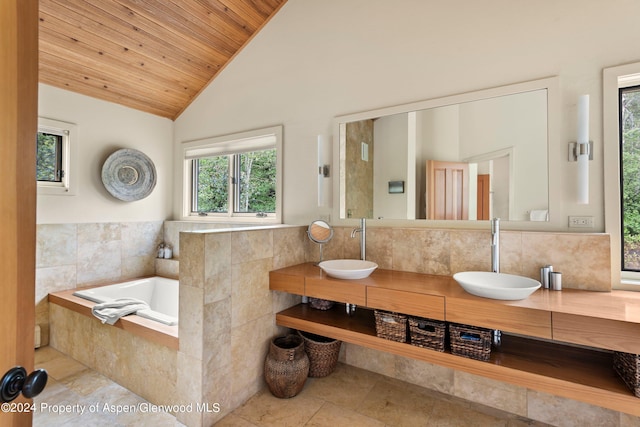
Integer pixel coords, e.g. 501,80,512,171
334,77,557,223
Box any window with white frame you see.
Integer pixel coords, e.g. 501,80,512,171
37,118,77,195
182,126,282,222
604,63,640,287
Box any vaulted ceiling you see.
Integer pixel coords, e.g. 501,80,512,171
38,0,286,120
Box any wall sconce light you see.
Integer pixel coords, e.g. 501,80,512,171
568,94,592,204
317,135,331,207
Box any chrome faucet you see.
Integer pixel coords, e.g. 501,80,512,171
490,218,502,347
350,218,366,260
345,218,367,316
491,218,500,273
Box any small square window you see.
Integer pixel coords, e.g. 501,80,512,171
37,118,77,196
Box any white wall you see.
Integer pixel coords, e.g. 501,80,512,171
38,84,174,224
172,0,639,230
373,114,408,219
458,90,548,220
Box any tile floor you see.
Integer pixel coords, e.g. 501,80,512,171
34,346,549,426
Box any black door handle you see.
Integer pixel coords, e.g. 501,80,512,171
1,366,48,403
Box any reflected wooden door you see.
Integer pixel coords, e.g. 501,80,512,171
426,160,469,220
477,174,490,220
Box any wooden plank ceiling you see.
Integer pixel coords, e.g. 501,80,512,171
38,0,286,120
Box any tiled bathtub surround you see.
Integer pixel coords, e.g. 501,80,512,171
36,221,163,346
308,227,611,291
177,225,305,427
48,304,176,407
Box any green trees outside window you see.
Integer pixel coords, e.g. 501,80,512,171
36,132,62,182
193,149,276,214
621,86,640,270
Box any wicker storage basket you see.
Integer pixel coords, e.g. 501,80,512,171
408,317,446,352
298,330,342,377
264,334,309,398
374,310,408,343
449,323,492,361
614,351,640,397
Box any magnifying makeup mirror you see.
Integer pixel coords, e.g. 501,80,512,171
307,220,334,264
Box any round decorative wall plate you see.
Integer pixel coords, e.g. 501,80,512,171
101,148,156,201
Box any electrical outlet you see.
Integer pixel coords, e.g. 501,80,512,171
568,216,594,228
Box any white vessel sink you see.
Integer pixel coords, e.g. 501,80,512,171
453,271,541,300
319,259,378,280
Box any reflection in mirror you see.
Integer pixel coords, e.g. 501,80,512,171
307,220,334,263
338,82,551,222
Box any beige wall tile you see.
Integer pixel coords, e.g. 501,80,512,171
155,258,179,279
500,230,523,275
230,313,278,407
392,228,429,273
272,290,301,314
423,229,452,275
453,371,527,417
121,221,163,258
522,232,611,291
202,343,233,426
231,229,273,263
450,230,491,273
272,226,306,269
342,343,396,377
204,232,232,303
179,284,204,359
527,389,619,426
366,227,394,269
77,239,122,284
177,351,204,427
36,224,77,268
78,222,121,244
180,232,205,289
231,258,272,328
121,254,156,278
395,355,454,394
35,265,76,304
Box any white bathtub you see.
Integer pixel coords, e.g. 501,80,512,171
73,276,179,326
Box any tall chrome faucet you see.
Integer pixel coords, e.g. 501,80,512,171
345,218,366,316
350,217,366,260
491,217,502,347
491,218,500,273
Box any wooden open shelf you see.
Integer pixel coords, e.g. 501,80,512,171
277,303,640,416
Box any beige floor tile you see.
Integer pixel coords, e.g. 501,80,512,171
232,388,324,427
356,377,436,426
38,354,88,381
117,409,185,426
303,363,381,410
35,346,66,365
307,401,385,427
216,413,261,426
60,369,114,396
33,347,548,427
